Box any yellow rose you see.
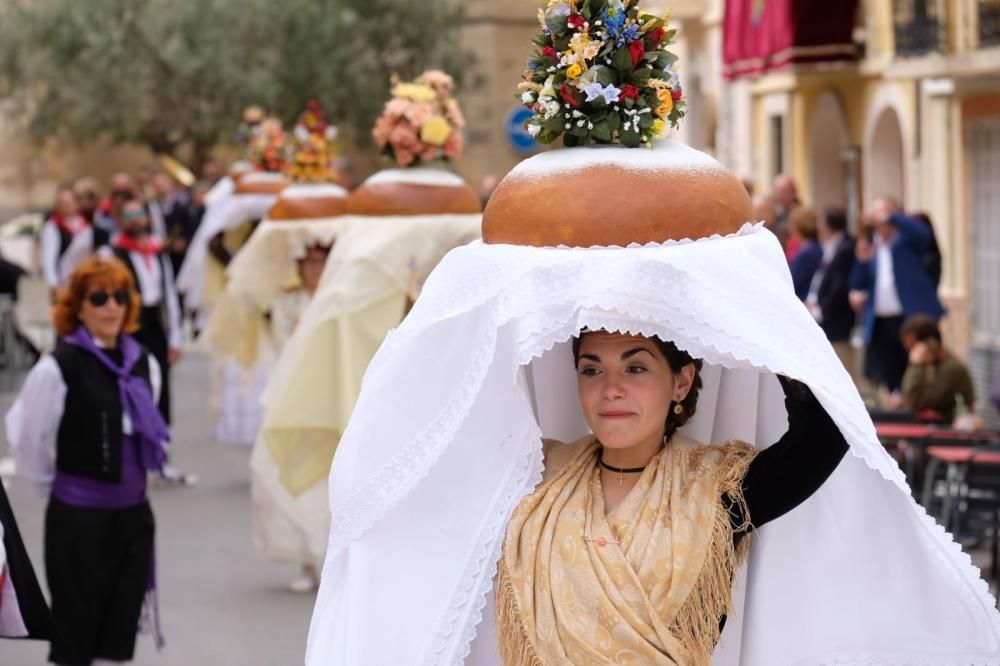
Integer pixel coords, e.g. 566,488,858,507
566,63,583,79
393,83,438,103
420,116,452,146
652,119,666,137
657,89,674,116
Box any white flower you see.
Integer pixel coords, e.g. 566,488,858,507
528,124,541,137
521,91,536,104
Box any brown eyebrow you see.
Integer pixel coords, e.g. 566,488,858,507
578,348,656,365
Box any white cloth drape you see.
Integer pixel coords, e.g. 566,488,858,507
305,224,1000,665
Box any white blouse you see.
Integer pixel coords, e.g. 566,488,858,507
5,350,161,492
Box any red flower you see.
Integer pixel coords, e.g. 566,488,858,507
645,27,665,47
567,14,586,30
541,46,559,61
672,88,683,101
628,40,646,67
560,83,582,108
620,84,639,101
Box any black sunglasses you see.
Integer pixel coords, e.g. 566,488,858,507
87,289,129,308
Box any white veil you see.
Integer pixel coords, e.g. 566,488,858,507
304,223,1000,665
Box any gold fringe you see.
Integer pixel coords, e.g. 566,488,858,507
495,555,544,666
669,441,758,666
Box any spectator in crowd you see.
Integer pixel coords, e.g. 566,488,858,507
899,315,974,423
849,197,945,394
806,208,856,373
95,173,139,232
752,194,781,243
152,173,194,276
72,178,101,225
40,186,109,295
911,212,943,288
788,207,822,299
200,158,223,184
772,173,801,259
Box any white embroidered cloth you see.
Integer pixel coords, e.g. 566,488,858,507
305,223,1000,665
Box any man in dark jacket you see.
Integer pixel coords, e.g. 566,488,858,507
849,197,945,393
806,208,856,375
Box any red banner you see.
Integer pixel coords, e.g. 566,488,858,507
723,0,859,79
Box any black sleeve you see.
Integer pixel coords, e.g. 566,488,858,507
729,376,849,534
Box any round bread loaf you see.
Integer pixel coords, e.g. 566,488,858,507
346,168,480,216
482,140,752,247
229,161,254,182
235,172,289,195
268,183,349,220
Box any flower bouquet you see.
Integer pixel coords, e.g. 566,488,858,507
372,70,466,167
246,116,288,173
285,100,343,184
519,0,685,147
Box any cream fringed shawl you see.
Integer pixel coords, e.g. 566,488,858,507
497,434,757,666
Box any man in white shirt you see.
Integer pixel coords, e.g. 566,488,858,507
111,195,195,486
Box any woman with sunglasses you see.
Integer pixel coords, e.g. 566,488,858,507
5,255,169,665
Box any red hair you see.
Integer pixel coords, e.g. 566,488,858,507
52,255,141,337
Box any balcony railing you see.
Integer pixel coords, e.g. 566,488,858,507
981,0,1000,47
893,0,947,56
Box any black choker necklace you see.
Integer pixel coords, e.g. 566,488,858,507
598,455,647,487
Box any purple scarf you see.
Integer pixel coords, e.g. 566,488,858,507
64,327,169,472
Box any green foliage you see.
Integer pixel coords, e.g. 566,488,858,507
0,0,467,164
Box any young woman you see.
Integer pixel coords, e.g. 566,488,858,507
6,255,168,664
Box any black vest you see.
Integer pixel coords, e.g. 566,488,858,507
54,222,109,259
113,246,170,334
52,341,151,482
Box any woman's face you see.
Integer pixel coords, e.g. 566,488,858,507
576,332,694,450
78,283,128,344
297,247,329,294
56,190,79,218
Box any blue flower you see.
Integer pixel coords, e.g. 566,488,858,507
598,2,627,40
617,23,641,47
580,81,622,104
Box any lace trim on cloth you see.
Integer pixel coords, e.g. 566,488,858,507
316,226,1000,664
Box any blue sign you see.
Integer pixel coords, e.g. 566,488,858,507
505,106,537,153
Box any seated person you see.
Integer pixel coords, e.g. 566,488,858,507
900,314,974,423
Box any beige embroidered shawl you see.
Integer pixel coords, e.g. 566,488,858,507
496,434,757,665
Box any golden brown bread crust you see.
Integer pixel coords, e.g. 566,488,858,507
346,181,481,216
235,176,289,195
482,164,752,247
268,195,348,220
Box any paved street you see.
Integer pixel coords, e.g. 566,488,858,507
1,352,316,666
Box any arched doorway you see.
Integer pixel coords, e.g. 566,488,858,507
866,107,905,206
809,90,851,215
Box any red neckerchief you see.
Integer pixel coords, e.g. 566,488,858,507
115,233,164,270
50,213,89,236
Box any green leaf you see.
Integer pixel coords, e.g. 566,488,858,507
544,114,567,133
607,113,621,133
631,68,652,85
612,45,633,72
591,121,611,141
593,65,615,86
620,126,641,148
545,12,568,38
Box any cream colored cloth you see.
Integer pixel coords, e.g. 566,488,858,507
202,218,344,368
250,287,330,569
261,213,481,496
498,434,756,666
